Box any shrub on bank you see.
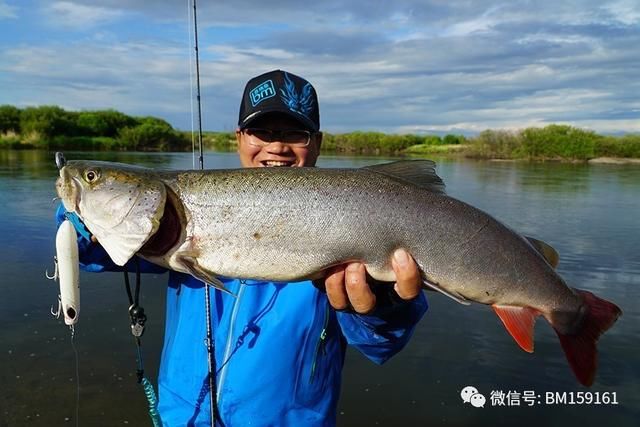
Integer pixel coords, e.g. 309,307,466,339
468,130,521,159
468,125,620,160
76,110,137,137
0,105,21,134
118,118,188,151
595,134,640,158
204,132,236,151
20,106,78,140
322,132,459,154
519,125,598,160
2,105,639,159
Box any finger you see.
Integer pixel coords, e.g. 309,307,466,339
391,248,422,300
344,263,376,314
325,265,349,310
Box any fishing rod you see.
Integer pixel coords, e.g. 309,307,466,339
193,0,205,171
190,0,219,424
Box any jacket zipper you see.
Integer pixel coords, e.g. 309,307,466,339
216,281,246,403
309,303,330,384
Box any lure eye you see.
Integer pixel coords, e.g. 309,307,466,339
84,170,99,183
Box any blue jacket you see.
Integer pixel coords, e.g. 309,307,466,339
56,205,428,426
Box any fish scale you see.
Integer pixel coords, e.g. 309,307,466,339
56,158,621,386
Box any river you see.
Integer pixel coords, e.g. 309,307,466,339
1,150,638,426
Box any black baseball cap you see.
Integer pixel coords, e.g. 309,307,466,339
238,70,320,132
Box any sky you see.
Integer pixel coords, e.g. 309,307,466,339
0,0,638,135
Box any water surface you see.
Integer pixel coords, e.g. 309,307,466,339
1,150,638,426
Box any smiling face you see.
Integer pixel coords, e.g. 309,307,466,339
236,113,322,168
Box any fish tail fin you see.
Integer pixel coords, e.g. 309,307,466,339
554,289,621,387
492,305,540,353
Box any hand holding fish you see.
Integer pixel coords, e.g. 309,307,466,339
324,249,422,314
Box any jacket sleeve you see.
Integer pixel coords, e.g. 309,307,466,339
335,287,428,365
55,203,167,274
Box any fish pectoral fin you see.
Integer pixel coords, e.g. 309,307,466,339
177,254,235,296
492,305,540,353
525,236,560,269
363,160,446,194
422,279,471,305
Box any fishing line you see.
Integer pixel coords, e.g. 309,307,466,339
70,327,80,427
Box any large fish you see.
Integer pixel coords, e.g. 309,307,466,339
55,155,621,386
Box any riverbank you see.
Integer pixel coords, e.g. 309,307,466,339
4,134,640,164
2,106,639,161
588,157,640,164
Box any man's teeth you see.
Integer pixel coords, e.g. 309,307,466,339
264,161,292,167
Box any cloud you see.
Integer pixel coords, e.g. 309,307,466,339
1,0,638,134
0,1,17,19
44,1,125,29
601,0,640,25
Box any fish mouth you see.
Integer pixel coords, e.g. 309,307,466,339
261,160,295,167
56,169,82,214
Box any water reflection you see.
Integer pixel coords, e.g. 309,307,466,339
0,150,638,426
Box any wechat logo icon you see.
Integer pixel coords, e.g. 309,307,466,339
461,385,486,408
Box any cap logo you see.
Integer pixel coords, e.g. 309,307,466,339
249,79,276,107
279,72,314,118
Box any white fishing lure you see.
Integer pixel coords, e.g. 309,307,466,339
49,219,80,325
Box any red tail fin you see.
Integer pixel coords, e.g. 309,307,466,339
554,290,621,386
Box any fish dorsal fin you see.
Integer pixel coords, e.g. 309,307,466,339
525,236,560,269
363,160,446,194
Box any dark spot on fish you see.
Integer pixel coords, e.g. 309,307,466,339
485,291,490,296
253,232,261,240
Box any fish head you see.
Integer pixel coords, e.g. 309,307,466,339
56,160,166,266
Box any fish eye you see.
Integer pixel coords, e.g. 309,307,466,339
84,169,100,183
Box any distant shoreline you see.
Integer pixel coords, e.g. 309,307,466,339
3,145,640,165
1,106,639,161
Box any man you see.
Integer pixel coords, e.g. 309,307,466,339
57,69,428,426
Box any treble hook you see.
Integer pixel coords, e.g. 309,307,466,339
55,152,66,170
51,296,62,318
46,256,59,280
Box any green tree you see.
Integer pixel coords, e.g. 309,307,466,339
118,117,182,150
520,125,598,159
469,129,521,158
422,135,442,145
20,106,78,140
0,105,21,133
443,134,465,145
76,110,138,137
77,112,111,136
